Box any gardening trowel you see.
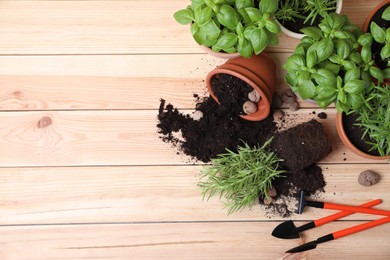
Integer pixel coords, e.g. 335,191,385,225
297,191,390,216
272,199,382,239
286,215,390,253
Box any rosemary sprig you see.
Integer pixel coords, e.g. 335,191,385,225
356,84,390,156
198,139,286,214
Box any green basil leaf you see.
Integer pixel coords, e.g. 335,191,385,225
342,60,356,70
344,68,360,82
245,7,262,22
235,0,253,10
344,80,369,94
370,22,386,44
301,36,315,44
386,28,390,42
174,9,194,25
217,5,240,29
237,38,253,58
383,68,390,79
265,20,281,34
335,100,351,113
223,46,237,53
337,89,347,103
306,51,317,69
319,24,331,34
197,6,213,26
265,29,279,46
316,95,336,109
243,26,256,40
361,45,372,64
380,43,390,60
237,7,251,24
313,69,337,86
382,5,390,21
259,0,278,14
236,22,244,36
251,28,267,54
361,70,371,82
369,66,384,83
347,94,364,110
191,22,199,36
329,54,341,64
334,31,350,39
285,73,299,87
337,39,351,59
316,84,337,98
358,33,373,46
193,27,208,45
191,0,205,10
298,80,316,99
316,38,334,62
300,27,323,40
215,33,238,49
332,14,343,29
283,55,305,72
297,71,311,84
325,63,341,75
349,51,363,64
201,20,221,38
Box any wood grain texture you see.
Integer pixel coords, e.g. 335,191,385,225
0,222,389,260
0,109,388,167
0,0,382,55
0,164,389,225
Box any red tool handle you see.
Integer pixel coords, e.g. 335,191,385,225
324,201,390,216
314,199,382,227
333,216,390,239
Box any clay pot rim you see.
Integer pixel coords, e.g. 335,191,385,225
362,0,390,32
200,45,241,59
206,66,271,122
276,0,343,39
335,112,390,160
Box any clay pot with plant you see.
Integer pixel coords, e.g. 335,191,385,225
173,0,281,58
283,12,385,113
275,0,343,39
206,53,276,121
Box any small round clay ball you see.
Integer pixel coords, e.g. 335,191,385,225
248,90,261,102
243,101,257,114
272,94,283,107
289,102,299,111
192,110,203,121
281,89,297,105
273,109,284,121
358,170,380,186
267,186,277,197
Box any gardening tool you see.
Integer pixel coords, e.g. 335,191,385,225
297,190,390,216
286,215,390,253
272,199,382,239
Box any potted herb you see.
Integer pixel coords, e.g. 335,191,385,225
362,1,390,80
336,83,390,159
275,0,343,39
206,53,276,121
199,139,285,214
173,0,281,58
283,13,384,113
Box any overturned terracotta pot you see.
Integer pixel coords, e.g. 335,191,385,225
335,113,390,160
206,53,276,121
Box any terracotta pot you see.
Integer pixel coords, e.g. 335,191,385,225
200,45,241,59
335,113,390,160
362,0,390,32
277,0,343,39
206,53,276,121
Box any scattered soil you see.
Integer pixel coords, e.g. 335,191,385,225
157,83,329,217
277,0,337,34
317,112,327,119
342,113,380,156
366,3,390,70
271,120,332,171
157,97,276,162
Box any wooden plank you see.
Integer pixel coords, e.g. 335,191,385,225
0,53,328,110
0,221,389,259
0,109,387,167
0,164,389,225
0,0,382,55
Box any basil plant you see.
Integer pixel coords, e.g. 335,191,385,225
284,13,385,113
174,0,281,58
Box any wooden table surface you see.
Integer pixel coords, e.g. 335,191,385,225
0,1,389,259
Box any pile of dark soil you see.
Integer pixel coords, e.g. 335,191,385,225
271,119,332,171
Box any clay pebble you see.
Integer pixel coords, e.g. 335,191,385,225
358,170,380,186
273,109,284,121
243,101,257,114
248,90,261,102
